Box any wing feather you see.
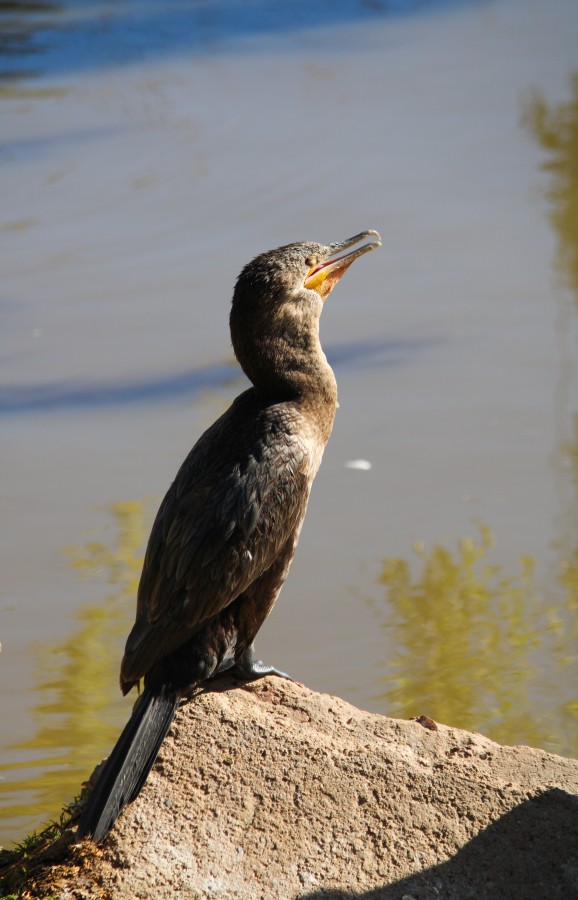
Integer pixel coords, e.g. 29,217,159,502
120,393,312,685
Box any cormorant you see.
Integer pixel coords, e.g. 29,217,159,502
76,230,381,842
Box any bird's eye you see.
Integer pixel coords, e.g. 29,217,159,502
305,255,318,268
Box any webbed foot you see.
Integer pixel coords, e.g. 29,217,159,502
231,645,292,682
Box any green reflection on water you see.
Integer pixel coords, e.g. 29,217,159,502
372,524,578,756
524,75,578,750
522,73,578,303
0,500,150,844
363,76,578,761
369,74,578,759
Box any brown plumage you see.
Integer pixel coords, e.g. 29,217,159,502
77,230,381,842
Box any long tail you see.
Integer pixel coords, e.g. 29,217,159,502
76,684,179,842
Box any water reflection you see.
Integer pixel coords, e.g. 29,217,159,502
523,74,578,730
522,77,578,572
0,0,61,82
522,74,578,305
371,524,578,755
367,75,578,759
81,77,578,770
0,0,488,84
0,500,149,840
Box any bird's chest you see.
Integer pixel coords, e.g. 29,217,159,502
294,401,336,481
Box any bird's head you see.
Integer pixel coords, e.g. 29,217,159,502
233,230,381,311
230,230,381,396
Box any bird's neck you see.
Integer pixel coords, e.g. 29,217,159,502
234,321,338,436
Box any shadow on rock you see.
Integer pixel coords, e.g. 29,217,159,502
299,788,578,900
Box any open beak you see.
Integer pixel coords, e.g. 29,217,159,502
304,230,381,300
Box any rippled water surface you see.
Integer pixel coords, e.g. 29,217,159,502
1,0,578,846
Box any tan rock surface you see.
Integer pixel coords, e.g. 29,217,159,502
3,678,578,899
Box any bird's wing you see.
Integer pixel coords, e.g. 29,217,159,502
120,398,311,684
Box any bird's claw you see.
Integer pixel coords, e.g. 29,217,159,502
232,657,293,682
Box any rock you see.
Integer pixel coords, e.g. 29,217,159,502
3,678,578,899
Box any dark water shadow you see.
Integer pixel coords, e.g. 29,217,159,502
0,124,128,162
299,788,578,900
0,361,241,415
0,0,495,83
0,335,441,415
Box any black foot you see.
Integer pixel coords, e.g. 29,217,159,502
231,645,293,682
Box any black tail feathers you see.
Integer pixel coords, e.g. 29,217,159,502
76,684,179,842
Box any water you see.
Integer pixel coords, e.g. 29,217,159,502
1,0,578,846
